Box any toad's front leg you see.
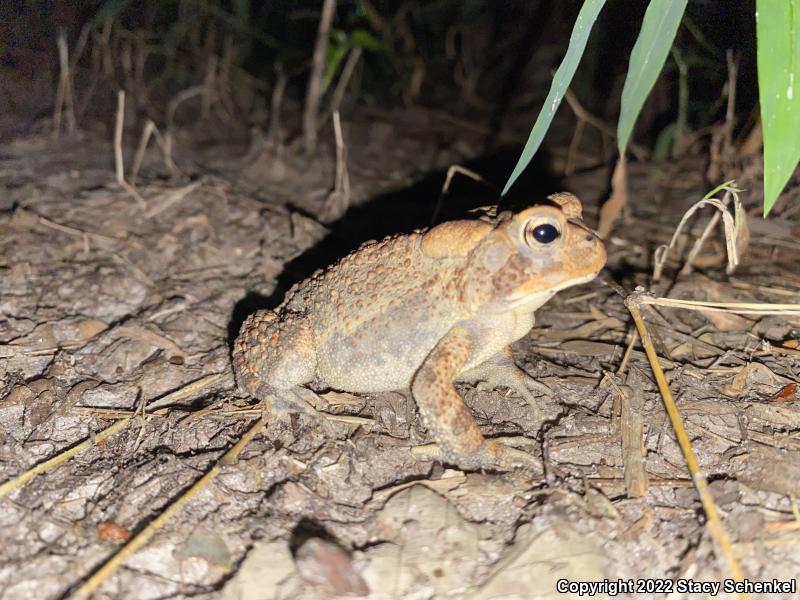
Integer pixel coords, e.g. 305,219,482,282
411,326,541,471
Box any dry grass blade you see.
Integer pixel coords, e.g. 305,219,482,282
642,296,800,316
653,181,743,281
625,292,747,596
144,180,204,219
73,414,268,599
0,419,131,498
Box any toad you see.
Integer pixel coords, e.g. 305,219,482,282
233,193,606,470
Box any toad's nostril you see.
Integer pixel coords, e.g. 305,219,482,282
585,234,594,242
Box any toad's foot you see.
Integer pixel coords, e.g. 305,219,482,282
412,439,542,472
252,386,340,437
458,349,549,421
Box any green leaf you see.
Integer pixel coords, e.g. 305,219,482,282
349,29,383,51
652,122,677,161
757,0,800,215
501,0,606,196
323,42,350,95
617,0,688,156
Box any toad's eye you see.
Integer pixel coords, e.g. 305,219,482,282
528,223,560,244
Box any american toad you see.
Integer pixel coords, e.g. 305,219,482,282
233,193,606,470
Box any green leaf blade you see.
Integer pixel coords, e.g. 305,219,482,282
617,0,688,156
757,0,800,215
501,0,607,196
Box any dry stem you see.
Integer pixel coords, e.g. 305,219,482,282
114,91,147,208
53,29,77,137
328,46,363,117
303,0,337,154
626,292,747,595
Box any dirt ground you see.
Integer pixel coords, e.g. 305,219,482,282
1,98,799,600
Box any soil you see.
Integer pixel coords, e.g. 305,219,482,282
1,98,799,599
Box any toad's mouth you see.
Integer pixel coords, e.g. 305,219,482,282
501,270,601,312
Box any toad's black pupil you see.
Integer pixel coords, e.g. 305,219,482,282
533,224,559,243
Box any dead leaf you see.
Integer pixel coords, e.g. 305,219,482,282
598,155,626,238
721,362,793,398
363,485,484,596
765,383,798,403
733,443,800,496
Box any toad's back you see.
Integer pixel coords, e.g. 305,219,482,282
280,233,468,392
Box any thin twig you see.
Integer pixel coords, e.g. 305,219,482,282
0,419,131,498
430,165,496,225
144,180,203,219
34,213,120,245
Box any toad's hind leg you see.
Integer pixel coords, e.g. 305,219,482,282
232,309,321,419
411,326,541,471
